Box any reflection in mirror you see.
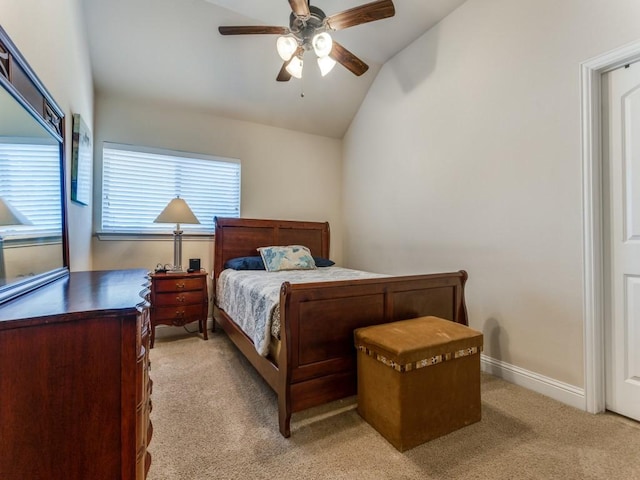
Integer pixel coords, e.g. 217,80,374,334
0,25,68,304
0,88,63,288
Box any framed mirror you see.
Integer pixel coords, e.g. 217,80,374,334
0,25,69,304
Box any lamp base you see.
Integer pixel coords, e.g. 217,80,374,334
173,228,184,272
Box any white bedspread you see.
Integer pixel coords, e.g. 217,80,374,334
216,267,388,356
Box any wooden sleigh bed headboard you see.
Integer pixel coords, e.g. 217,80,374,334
213,217,330,288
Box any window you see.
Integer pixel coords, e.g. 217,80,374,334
0,138,62,242
101,143,240,235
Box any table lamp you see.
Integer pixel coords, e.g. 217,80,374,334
153,196,200,272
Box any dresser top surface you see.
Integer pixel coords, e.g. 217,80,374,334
0,269,149,327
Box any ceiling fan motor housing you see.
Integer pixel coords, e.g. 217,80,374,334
289,5,328,49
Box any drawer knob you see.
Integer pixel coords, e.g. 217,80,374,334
176,283,186,289
176,295,185,303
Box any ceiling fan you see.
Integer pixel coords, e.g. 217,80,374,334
218,0,395,81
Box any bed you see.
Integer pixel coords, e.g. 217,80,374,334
212,217,469,437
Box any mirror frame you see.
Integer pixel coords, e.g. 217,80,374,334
0,25,69,304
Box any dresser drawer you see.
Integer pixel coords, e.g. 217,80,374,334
137,316,150,357
153,290,204,307
136,402,147,452
154,277,204,293
153,304,205,324
136,353,150,404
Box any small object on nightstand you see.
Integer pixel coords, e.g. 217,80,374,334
149,270,208,347
155,263,171,274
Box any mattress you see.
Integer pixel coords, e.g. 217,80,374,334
216,266,388,357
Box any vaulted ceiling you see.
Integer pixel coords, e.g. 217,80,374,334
80,0,466,138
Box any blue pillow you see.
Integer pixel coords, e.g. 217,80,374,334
224,256,265,270
313,256,335,267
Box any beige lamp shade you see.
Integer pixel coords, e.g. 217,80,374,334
153,196,200,226
0,197,32,226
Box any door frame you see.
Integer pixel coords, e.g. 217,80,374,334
581,39,640,414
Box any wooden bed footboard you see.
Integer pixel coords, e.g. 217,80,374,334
276,270,468,437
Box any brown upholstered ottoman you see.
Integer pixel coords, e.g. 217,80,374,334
354,316,483,451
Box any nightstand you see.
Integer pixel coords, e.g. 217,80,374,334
149,271,208,347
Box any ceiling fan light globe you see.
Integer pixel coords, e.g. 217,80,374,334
276,36,297,61
285,57,303,79
312,32,333,58
317,56,336,76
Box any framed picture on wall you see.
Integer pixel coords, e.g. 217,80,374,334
71,113,92,206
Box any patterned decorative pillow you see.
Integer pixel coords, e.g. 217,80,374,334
257,245,317,272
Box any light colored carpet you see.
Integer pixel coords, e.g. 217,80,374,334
147,330,640,480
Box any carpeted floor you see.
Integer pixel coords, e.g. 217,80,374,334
147,330,640,480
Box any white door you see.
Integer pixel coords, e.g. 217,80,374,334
603,61,640,421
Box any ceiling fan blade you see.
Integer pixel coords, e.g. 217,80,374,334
276,62,292,82
218,26,289,35
326,0,395,31
288,0,310,17
329,41,369,76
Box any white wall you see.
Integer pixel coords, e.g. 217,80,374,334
1,0,94,272
91,92,343,274
343,0,640,388
2,244,62,283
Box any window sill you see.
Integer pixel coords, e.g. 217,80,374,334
0,234,63,247
95,232,214,241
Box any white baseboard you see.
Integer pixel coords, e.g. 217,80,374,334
481,354,586,411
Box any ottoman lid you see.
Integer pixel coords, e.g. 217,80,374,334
354,316,483,369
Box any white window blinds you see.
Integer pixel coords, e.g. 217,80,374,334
0,139,62,239
101,143,240,234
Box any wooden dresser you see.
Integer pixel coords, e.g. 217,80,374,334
0,269,152,480
149,271,209,347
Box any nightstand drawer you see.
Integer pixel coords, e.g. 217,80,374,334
154,291,204,307
154,277,204,293
153,304,204,323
